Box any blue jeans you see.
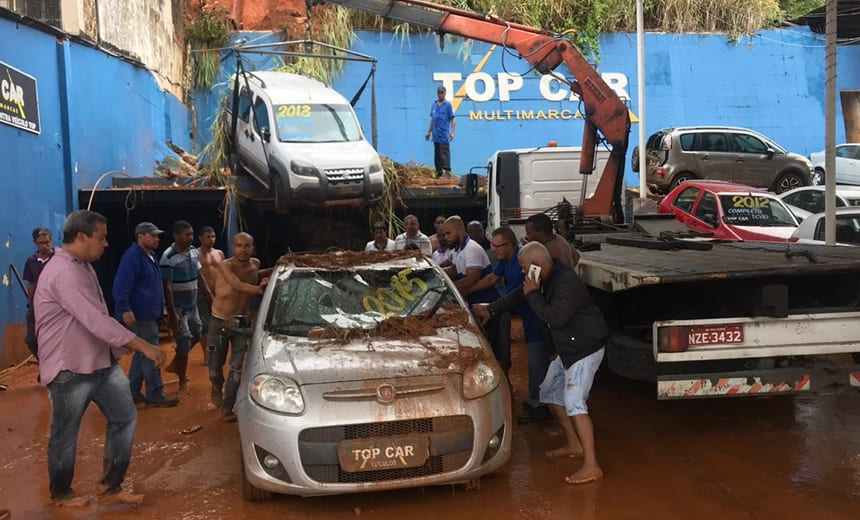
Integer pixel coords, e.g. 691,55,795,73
174,306,202,355
208,316,249,412
46,364,137,499
527,340,555,407
128,320,164,398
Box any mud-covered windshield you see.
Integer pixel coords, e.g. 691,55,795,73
274,103,362,143
720,194,797,227
265,267,457,336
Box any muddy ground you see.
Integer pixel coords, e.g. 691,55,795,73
1,326,858,519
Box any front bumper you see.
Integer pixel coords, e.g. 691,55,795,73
285,168,384,206
238,374,512,497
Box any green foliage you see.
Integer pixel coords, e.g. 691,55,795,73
198,94,231,185
277,6,356,86
188,2,233,91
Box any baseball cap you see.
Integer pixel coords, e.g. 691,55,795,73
135,222,165,235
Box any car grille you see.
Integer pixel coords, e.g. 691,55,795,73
325,167,364,184
299,416,474,484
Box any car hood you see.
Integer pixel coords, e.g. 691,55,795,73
258,327,489,385
730,225,797,241
272,140,378,169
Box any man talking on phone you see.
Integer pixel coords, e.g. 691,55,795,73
472,241,608,485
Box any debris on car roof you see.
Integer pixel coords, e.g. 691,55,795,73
313,304,476,344
277,250,425,269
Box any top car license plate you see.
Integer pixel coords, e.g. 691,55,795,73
687,325,744,346
338,433,430,473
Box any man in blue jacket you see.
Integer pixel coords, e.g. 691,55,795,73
113,222,178,407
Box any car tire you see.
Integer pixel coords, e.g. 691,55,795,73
670,172,696,189
773,170,807,194
241,454,273,502
271,172,290,214
811,168,825,186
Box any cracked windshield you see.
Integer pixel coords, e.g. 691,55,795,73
266,267,456,336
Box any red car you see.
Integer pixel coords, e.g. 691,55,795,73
657,180,800,242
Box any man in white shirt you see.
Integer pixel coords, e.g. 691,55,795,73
365,222,395,251
394,214,432,256
442,216,500,305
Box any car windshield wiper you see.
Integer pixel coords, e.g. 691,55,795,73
323,104,349,141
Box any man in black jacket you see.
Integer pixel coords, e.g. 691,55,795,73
473,241,608,485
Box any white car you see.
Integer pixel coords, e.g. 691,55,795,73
790,207,860,245
238,251,511,500
809,143,860,186
778,185,860,221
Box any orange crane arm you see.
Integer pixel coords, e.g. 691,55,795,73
318,0,631,221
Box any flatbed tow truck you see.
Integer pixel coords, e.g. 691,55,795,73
321,0,860,398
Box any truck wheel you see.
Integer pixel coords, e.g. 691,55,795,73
606,333,656,382
773,170,806,194
271,173,290,214
241,455,272,502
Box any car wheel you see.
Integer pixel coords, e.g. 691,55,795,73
241,453,272,502
773,170,807,194
811,168,825,186
671,172,696,189
271,172,290,214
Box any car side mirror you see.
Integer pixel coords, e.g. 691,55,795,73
261,127,271,142
765,148,775,159
702,213,718,227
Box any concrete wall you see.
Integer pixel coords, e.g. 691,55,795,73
328,29,860,188
0,12,191,364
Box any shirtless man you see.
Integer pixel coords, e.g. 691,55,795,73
197,226,224,364
524,213,581,268
208,233,268,422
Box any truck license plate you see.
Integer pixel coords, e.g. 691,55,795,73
338,433,430,473
687,325,744,346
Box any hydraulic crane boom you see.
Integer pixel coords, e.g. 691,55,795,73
318,0,631,221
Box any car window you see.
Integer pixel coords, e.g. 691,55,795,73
646,132,668,150
673,187,700,213
851,146,860,160
694,192,719,227
238,88,252,123
731,133,768,154
275,103,362,143
679,133,696,151
252,98,270,134
265,266,457,336
783,190,824,213
720,194,797,227
690,132,728,152
814,215,860,244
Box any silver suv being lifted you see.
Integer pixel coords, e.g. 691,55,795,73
632,126,812,194
230,71,384,212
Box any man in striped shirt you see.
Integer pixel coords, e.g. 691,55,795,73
160,220,205,395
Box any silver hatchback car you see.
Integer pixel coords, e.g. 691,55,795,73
238,251,512,500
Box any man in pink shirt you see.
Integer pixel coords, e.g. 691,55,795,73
34,210,166,507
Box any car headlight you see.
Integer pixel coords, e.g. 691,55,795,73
462,361,500,400
369,159,383,174
250,374,305,414
290,159,320,177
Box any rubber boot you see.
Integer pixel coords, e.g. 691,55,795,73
176,353,190,395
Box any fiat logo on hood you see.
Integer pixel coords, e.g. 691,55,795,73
376,383,396,404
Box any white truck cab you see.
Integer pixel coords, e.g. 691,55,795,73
485,146,610,236
231,71,384,212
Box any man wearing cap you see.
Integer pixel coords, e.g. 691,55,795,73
113,222,178,407
365,222,395,251
425,85,456,178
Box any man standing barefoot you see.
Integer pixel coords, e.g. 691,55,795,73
196,226,224,365
208,233,268,422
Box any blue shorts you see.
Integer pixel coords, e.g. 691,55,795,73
539,347,604,416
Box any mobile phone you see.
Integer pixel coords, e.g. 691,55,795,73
527,264,541,283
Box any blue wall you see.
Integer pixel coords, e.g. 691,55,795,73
327,28,860,187
0,14,191,360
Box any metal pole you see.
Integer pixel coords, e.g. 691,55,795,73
825,0,837,244
636,0,647,200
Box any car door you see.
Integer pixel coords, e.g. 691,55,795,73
836,144,860,185
729,132,774,188
669,186,702,228
691,132,734,182
690,190,721,235
234,88,269,185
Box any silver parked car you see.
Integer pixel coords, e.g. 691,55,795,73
790,207,860,246
809,143,860,186
778,185,860,221
238,251,512,500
